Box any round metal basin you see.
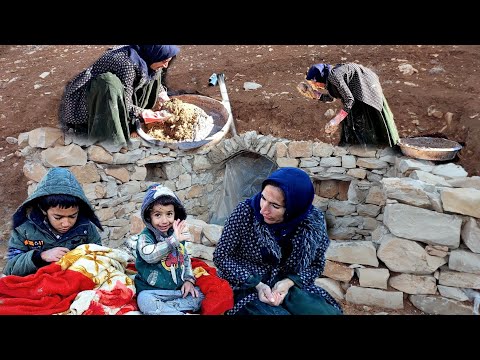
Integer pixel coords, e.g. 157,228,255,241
135,94,231,151
398,137,462,161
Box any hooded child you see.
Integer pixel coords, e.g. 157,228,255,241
134,184,204,315
3,167,103,276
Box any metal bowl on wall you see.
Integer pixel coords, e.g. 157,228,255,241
398,137,462,161
135,94,231,151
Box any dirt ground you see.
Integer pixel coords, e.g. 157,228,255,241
1,45,479,315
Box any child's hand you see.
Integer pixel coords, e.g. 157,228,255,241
172,219,191,242
181,280,199,298
40,247,70,262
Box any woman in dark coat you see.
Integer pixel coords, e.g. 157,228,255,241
306,63,399,147
59,45,179,146
213,167,342,315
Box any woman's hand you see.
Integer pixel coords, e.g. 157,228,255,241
181,280,199,298
157,91,170,104
325,109,348,134
325,118,340,134
141,109,173,124
255,282,278,305
271,278,295,306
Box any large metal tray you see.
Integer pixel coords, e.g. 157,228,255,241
398,137,462,161
135,94,231,151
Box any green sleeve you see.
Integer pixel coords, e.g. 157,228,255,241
286,274,303,287
3,228,39,276
243,274,262,289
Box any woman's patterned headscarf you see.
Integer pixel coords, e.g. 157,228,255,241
306,63,332,83
128,45,180,78
130,45,180,66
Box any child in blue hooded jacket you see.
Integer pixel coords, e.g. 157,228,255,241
134,184,204,315
3,167,103,276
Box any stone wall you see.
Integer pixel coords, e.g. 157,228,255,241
16,126,480,314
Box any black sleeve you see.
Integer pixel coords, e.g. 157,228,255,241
32,250,50,268
319,94,335,103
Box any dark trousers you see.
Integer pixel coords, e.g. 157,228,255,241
235,286,342,315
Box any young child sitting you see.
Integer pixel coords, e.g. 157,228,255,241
3,167,103,276
134,184,204,315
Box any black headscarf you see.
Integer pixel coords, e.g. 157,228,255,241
306,63,332,83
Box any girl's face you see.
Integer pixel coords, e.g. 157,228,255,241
150,203,175,233
46,205,79,234
150,57,173,71
260,185,286,224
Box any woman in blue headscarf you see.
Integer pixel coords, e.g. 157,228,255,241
213,167,342,315
305,63,399,147
59,45,180,146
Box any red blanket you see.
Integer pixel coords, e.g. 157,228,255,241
0,263,94,315
0,244,138,315
191,258,233,315
0,248,231,315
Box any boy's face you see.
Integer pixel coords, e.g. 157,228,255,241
46,205,79,234
150,203,175,233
